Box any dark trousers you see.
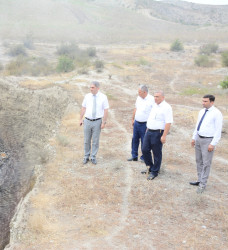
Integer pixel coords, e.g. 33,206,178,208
142,130,163,175
131,121,147,160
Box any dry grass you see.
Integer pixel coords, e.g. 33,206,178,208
8,43,228,249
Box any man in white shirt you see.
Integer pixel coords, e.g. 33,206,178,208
80,81,109,164
142,91,173,180
128,85,155,162
190,94,223,193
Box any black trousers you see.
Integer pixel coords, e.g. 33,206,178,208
142,130,163,175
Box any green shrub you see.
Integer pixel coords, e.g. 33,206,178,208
56,43,80,59
221,51,228,67
170,39,184,51
199,43,218,55
57,55,75,73
194,55,214,67
9,44,27,57
86,47,96,57
94,60,104,72
220,77,228,89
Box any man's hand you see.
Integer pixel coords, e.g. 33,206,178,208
161,135,166,144
80,119,83,126
208,144,214,152
191,139,195,147
101,121,106,129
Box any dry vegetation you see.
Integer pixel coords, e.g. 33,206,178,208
4,42,228,249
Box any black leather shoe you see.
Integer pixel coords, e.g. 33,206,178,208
83,158,89,164
189,181,200,186
91,158,97,164
147,173,157,180
127,157,138,161
141,166,151,174
141,170,150,174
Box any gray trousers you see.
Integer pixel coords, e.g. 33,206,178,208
195,135,214,188
83,118,102,159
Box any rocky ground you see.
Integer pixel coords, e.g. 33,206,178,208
1,43,228,249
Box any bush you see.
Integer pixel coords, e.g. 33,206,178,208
56,43,80,59
57,55,75,73
31,57,53,76
6,56,29,75
0,63,3,71
94,60,104,72
170,39,184,51
77,67,89,75
194,55,214,67
220,77,228,89
6,56,53,76
221,51,228,67
23,33,34,49
9,44,27,57
199,43,218,55
86,47,96,57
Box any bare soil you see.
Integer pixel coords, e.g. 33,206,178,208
5,43,228,249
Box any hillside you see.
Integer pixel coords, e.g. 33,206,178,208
0,0,228,44
120,0,228,26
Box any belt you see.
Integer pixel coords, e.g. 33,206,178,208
198,135,213,139
148,129,164,132
85,117,102,121
136,120,147,124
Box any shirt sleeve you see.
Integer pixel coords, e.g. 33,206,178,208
82,95,87,107
165,105,173,124
103,95,109,109
210,111,223,146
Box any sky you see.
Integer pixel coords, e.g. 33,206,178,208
183,0,228,4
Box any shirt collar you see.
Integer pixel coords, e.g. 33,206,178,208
206,105,214,112
93,91,100,97
157,100,165,107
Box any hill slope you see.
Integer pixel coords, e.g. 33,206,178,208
0,0,228,43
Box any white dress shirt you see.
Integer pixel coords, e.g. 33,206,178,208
147,100,173,130
192,106,223,146
135,94,155,122
82,91,109,119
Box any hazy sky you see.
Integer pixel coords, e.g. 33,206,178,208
183,0,228,4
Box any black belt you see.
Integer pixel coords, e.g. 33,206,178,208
148,129,164,132
85,117,102,121
136,120,147,124
198,135,213,139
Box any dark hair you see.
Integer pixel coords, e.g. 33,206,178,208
203,94,215,102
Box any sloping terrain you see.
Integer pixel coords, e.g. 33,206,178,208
0,78,69,250
3,42,228,249
0,0,228,43
124,0,228,25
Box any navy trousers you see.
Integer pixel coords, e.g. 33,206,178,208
131,121,147,160
142,130,163,175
